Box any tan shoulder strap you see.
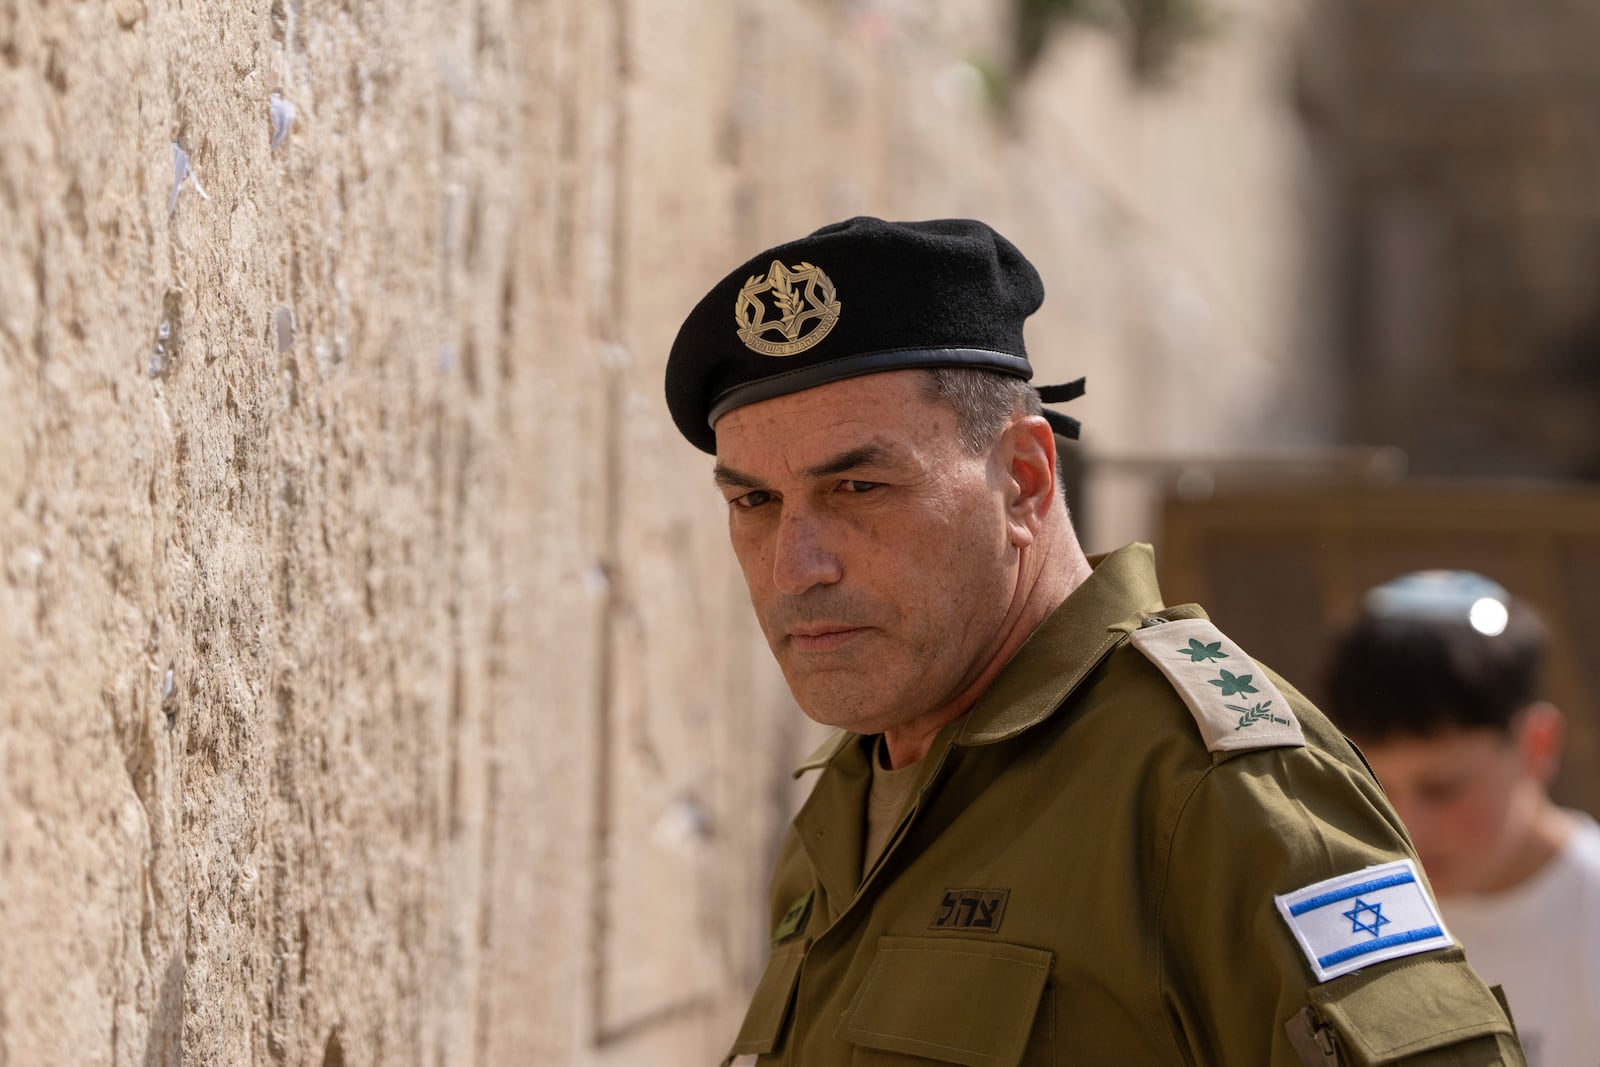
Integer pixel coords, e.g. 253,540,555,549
1129,617,1304,754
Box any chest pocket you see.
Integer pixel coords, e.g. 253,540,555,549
837,936,1054,1067
725,939,808,1062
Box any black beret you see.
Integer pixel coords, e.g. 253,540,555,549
665,215,1083,454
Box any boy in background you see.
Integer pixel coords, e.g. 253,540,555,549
1325,570,1600,1066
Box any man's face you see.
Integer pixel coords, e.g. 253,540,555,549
712,371,1021,738
1359,726,1540,897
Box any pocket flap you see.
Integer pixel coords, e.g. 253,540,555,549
1311,951,1515,1065
728,939,808,1057
837,936,1052,1067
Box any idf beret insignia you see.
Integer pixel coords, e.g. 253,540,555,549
665,215,1085,454
734,259,841,356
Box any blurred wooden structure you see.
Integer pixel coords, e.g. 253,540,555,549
1159,483,1600,815
1304,0,1600,481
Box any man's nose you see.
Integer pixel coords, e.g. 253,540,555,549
772,510,843,595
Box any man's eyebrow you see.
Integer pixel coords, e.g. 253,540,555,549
712,464,762,490
802,443,891,479
712,443,895,490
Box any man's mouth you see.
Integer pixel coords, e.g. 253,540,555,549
788,626,867,653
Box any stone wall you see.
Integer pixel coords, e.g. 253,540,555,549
0,1,1328,1062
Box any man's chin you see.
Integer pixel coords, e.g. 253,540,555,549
795,702,880,734
788,684,892,735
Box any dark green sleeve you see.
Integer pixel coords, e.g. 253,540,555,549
1155,744,1524,1066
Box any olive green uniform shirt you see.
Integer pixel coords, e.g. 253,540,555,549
726,544,1524,1066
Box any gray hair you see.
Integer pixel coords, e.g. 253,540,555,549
918,367,1042,454
919,368,1069,498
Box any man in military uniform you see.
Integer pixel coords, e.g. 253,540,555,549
664,216,1525,1066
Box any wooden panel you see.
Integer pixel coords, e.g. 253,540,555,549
1160,484,1600,815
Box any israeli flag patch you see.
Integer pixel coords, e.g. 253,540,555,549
1275,860,1454,982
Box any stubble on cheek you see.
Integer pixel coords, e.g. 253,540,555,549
764,621,895,726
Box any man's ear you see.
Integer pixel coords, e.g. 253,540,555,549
999,414,1058,548
1513,701,1566,785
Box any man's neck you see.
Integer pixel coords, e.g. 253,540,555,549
879,529,1093,769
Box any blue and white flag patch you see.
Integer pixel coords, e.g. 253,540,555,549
1274,860,1454,982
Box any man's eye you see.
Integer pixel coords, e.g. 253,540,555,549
731,489,773,510
839,480,880,494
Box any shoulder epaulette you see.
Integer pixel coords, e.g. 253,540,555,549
1129,617,1304,755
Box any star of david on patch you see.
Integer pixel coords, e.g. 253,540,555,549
1275,859,1454,982
1342,898,1391,939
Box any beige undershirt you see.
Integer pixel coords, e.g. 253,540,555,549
862,734,920,882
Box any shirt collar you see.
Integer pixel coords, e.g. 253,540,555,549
791,542,1180,774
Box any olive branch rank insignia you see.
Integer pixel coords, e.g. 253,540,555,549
1229,701,1291,731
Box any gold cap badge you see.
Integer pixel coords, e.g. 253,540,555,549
734,260,841,356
